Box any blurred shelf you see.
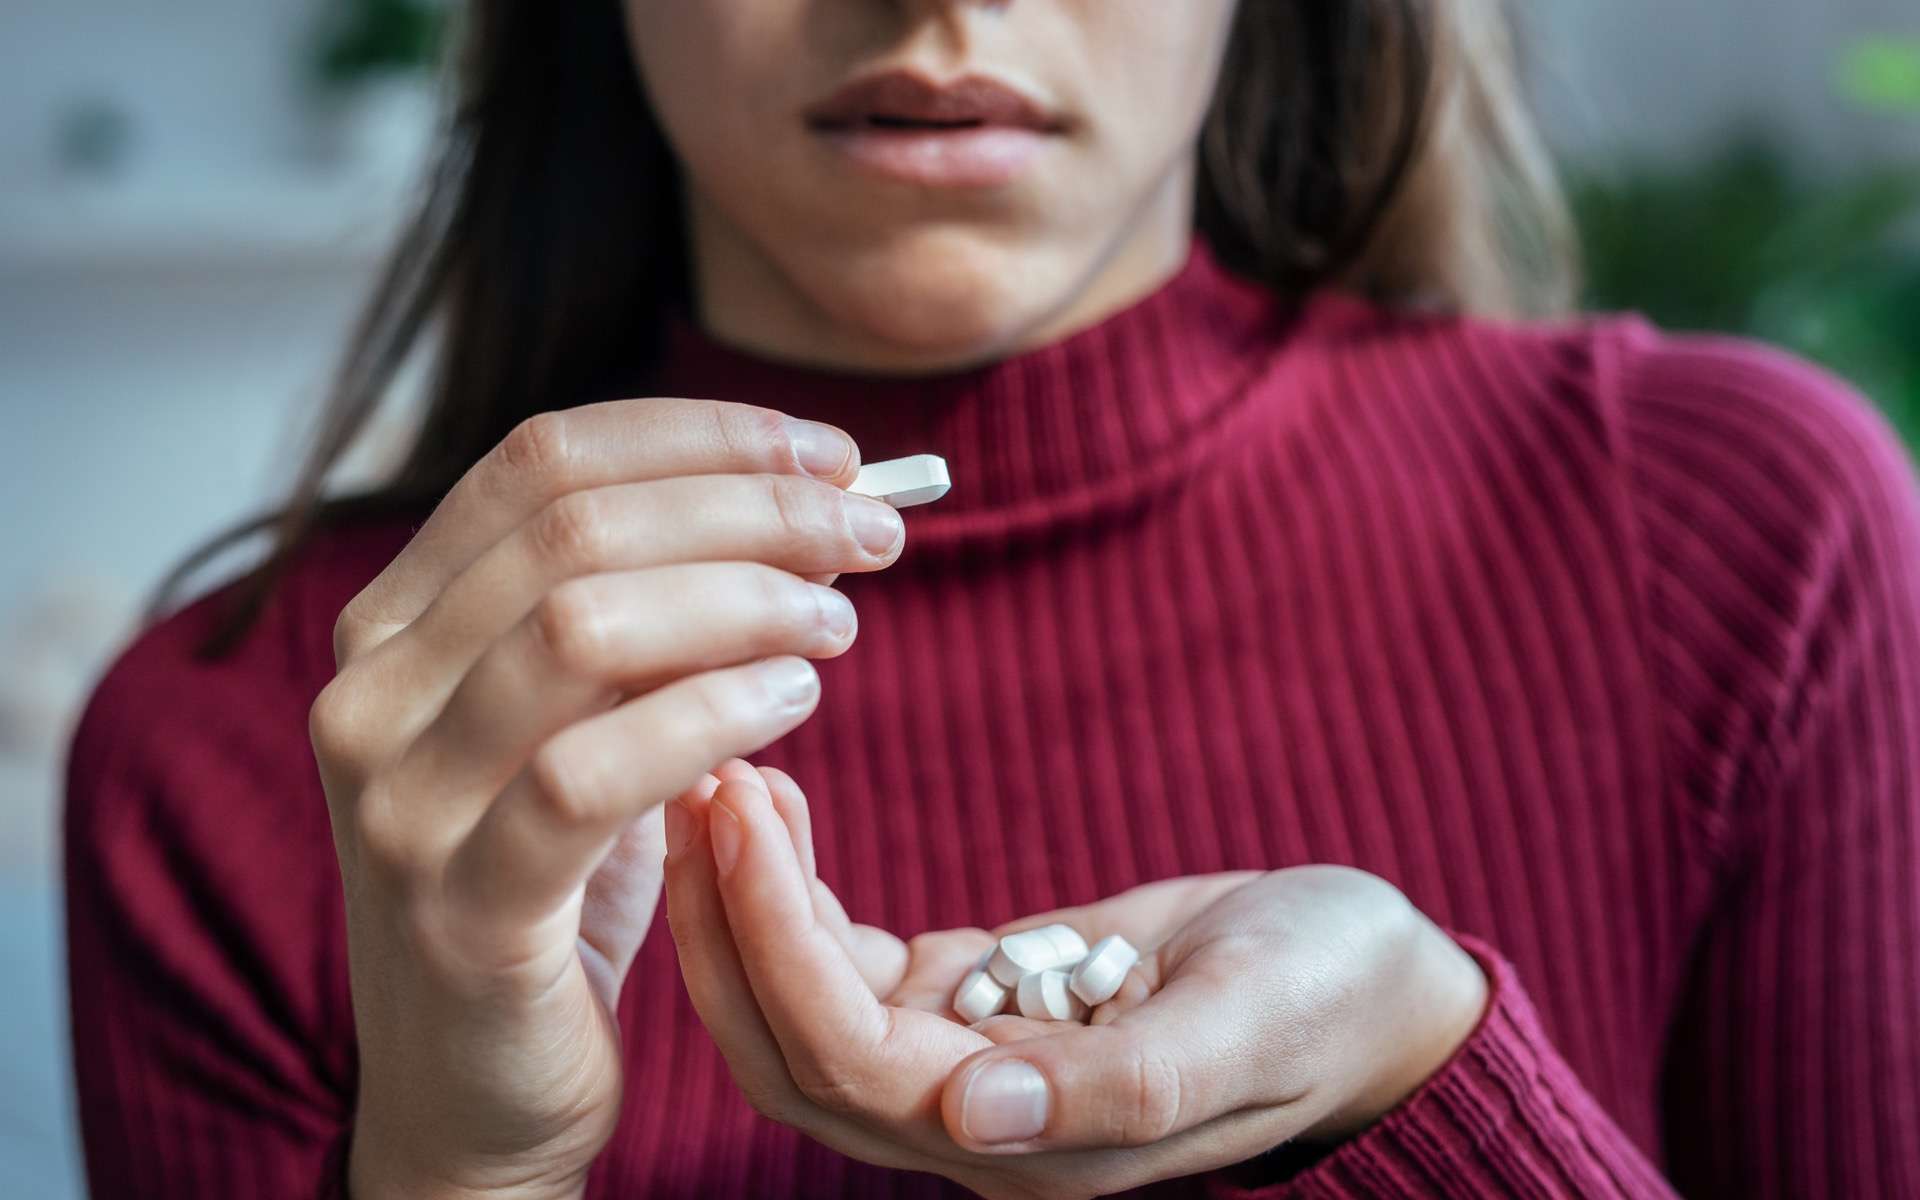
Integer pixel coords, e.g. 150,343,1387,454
0,169,417,276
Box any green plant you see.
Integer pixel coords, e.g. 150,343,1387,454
311,0,449,91
1568,137,1920,448
1837,37,1920,112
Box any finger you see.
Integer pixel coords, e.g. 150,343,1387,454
941,961,1280,1153
755,763,816,879
397,564,855,804
966,1014,1063,1045
663,783,929,1176
757,762,909,995
384,473,901,693
811,881,911,997
662,782,845,1136
444,656,822,927
709,771,986,1125
886,929,995,1014
1087,966,1157,1025
575,804,668,1012
334,399,863,667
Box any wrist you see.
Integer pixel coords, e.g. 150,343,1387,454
348,1119,591,1200
1306,915,1488,1142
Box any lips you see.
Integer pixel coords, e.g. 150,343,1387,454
803,70,1063,189
804,70,1062,134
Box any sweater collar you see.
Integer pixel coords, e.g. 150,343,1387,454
647,237,1304,548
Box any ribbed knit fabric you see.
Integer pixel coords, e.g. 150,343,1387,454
65,240,1920,1198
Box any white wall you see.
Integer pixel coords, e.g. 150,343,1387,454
1524,0,1918,167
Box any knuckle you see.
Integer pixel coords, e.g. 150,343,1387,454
531,490,611,569
794,1061,868,1117
309,675,370,770
746,565,815,639
499,411,579,494
739,1078,798,1124
682,672,749,740
1118,1046,1186,1146
793,1006,895,1118
346,782,419,877
330,602,365,668
527,736,602,826
530,581,611,678
763,474,832,545
711,402,786,470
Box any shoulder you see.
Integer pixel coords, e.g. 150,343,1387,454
64,515,418,852
1585,318,1920,673
1301,297,1920,806
1583,318,1919,806
61,515,417,1084
1592,318,1918,540
1301,295,1918,566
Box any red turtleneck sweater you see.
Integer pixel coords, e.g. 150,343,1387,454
65,244,1920,1198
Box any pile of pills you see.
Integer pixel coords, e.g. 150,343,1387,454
951,926,1141,1024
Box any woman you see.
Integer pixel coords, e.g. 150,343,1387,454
64,2,1920,1198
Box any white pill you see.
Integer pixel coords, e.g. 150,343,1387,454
1069,934,1140,1006
1016,969,1089,1022
1037,923,1088,964
988,926,1083,987
848,454,951,508
953,968,1010,1024
988,932,1052,986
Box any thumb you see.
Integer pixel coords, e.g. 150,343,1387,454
939,972,1254,1153
578,774,713,1010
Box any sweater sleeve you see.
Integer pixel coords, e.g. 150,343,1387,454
1619,334,1920,1196
1196,327,1920,1199
63,592,357,1199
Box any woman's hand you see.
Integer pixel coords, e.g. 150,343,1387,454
307,400,909,1199
666,763,1489,1200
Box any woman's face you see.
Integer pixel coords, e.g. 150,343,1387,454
624,1,1241,369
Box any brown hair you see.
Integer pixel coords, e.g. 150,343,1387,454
155,0,1575,658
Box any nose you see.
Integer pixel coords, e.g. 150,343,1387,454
887,0,1013,47
890,0,1013,20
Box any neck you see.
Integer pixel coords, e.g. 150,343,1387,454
682,162,1197,374
649,234,1302,552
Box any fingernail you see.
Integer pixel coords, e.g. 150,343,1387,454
710,801,742,876
760,657,819,709
960,1060,1050,1144
785,419,853,479
811,584,856,641
842,492,904,557
664,799,693,860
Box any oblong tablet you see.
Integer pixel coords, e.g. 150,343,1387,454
1069,934,1140,1006
1015,968,1088,1022
988,925,1085,987
953,968,1010,1023
848,454,951,508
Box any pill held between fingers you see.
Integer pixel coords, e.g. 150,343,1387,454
953,968,1010,1024
1016,969,1089,1022
1069,934,1140,1006
846,454,951,508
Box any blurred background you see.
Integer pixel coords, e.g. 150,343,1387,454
1,1,1915,1193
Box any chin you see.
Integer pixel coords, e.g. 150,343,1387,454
803,233,1079,368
